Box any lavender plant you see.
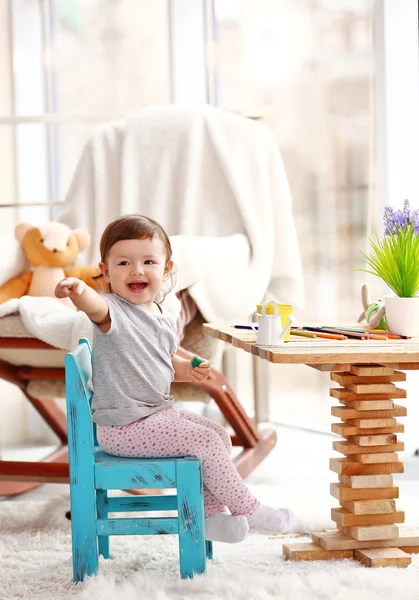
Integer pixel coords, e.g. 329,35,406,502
360,200,419,297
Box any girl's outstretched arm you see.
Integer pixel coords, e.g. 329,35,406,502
55,277,109,326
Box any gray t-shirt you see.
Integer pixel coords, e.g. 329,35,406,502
91,294,178,426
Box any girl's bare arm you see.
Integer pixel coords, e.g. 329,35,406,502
55,277,109,325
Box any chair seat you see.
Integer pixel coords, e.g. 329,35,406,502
94,448,190,465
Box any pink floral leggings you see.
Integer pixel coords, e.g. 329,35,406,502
96,407,259,518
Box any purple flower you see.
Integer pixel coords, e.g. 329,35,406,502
383,199,419,235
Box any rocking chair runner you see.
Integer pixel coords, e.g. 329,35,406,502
0,311,277,497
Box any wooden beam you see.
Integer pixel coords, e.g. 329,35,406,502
283,542,353,561
354,547,411,568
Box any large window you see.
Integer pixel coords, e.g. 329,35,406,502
211,0,375,324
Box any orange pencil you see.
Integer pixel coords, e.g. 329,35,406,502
366,333,388,340
312,331,347,340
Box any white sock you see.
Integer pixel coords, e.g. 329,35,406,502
204,513,249,543
247,505,294,535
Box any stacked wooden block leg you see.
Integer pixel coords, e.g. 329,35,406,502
283,363,419,567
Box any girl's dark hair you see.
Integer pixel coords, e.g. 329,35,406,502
95,214,175,301
99,214,172,263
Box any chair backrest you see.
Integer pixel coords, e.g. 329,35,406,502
65,338,97,453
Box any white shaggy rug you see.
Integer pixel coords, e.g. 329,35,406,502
1,486,419,600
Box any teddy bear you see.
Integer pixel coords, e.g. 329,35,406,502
0,221,102,309
357,283,387,330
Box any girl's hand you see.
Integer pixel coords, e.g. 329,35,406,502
188,358,210,382
55,277,86,299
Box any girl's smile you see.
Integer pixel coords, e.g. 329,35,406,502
126,281,149,293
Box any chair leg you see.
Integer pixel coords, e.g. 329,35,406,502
176,459,206,578
96,489,110,559
205,540,213,560
69,481,99,582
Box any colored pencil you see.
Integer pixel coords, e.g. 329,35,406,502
302,326,367,340
322,325,404,339
323,326,366,333
290,330,316,338
312,331,347,340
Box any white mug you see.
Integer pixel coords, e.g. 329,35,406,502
249,301,296,346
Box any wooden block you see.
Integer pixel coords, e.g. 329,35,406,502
331,371,406,385
316,528,419,550
332,507,404,527
332,422,404,437
331,406,405,420
330,458,403,476
339,398,394,410
311,531,322,545
347,417,397,429
330,482,399,502
282,542,353,561
341,499,396,515
354,547,411,568
340,474,393,488
352,453,399,464
311,363,351,372
346,383,397,395
348,434,397,446
399,546,419,554
384,362,419,370
350,365,395,376
342,524,399,541
333,440,404,455
331,388,406,401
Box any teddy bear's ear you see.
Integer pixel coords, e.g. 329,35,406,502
15,222,34,243
71,229,91,252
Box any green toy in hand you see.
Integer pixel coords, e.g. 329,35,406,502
191,357,203,368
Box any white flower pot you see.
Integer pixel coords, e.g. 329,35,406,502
385,295,419,337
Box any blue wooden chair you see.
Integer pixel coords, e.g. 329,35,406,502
65,338,213,582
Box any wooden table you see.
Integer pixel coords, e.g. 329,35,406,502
203,324,419,568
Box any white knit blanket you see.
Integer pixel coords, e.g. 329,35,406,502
59,105,304,322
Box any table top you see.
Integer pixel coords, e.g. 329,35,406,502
203,324,419,366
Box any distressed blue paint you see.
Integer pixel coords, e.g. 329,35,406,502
107,495,177,513
206,541,213,560
96,489,110,559
176,459,206,578
66,339,212,583
95,456,177,489
97,517,179,535
65,342,98,582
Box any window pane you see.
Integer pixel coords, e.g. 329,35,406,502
48,0,170,113
7,0,171,213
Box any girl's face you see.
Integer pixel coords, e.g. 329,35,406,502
99,237,173,310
